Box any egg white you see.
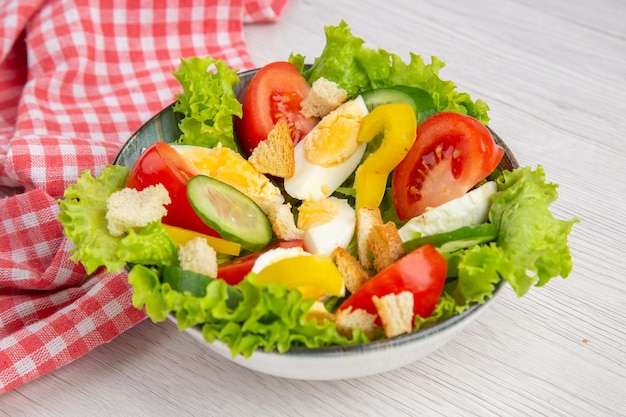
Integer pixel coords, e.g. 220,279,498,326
284,96,369,202
303,198,356,257
284,141,366,202
251,246,311,274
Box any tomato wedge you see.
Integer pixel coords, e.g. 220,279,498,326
234,61,318,156
391,112,504,220
125,142,220,237
337,244,447,322
217,240,303,285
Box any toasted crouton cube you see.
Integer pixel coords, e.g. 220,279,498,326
335,306,377,340
264,202,304,241
332,247,370,294
177,237,218,277
356,206,384,270
372,291,414,338
106,184,170,236
300,77,348,118
248,120,295,178
368,222,406,272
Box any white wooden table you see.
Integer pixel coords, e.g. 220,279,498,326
2,0,625,415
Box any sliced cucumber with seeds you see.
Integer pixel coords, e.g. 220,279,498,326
187,175,272,252
403,223,498,254
361,86,437,124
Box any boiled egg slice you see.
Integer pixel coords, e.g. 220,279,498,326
251,246,311,274
297,197,356,257
284,96,369,201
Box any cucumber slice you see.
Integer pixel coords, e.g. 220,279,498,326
187,175,272,252
162,265,211,297
361,86,437,123
162,266,243,307
403,223,498,254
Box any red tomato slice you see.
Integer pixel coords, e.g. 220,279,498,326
217,240,303,285
337,244,447,323
125,142,220,237
234,61,318,156
391,112,504,220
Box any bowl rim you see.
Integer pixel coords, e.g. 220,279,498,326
179,278,505,357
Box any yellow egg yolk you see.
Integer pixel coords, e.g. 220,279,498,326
175,144,283,208
297,197,343,231
303,98,367,167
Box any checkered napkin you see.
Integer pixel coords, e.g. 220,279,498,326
0,0,288,393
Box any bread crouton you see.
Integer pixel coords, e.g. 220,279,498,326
335,306,377,340
372,291,414,338
300,77,348,118
248,120,295,178
356,206,384,270
367,222,406,272
264,202,304,241
106,184,170,236
332,247,370,294
177,237,218,277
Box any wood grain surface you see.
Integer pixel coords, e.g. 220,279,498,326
2,0,624,415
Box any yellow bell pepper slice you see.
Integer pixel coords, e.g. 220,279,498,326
255,255,345,299
162,224,241,256
354,103,417,209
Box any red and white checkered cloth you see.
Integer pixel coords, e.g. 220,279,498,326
0,0,288,393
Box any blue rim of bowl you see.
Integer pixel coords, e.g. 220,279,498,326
114,67,519,356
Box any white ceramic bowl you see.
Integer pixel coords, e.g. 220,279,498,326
168,295,499,380
115,68,518,381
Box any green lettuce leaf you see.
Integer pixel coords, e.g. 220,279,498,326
451,165,579,302
128,265,369,357
489,165,579,294
58,166,130,274
58,165,181,274
291,20,490,124
453,243,508,305
414,292,464,330
172,56,243,151
118,222,178,267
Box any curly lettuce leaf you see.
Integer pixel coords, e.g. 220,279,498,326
58,166,130,274
291,20,490,124
290,21,370,95
58,165,181,274
453,243,509,305
118,222,178,267
489,165,579,294
414,292,463,330
128,265,369,357
172,56,243,151
450,165,579,302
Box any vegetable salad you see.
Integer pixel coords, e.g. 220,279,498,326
58,21,578,357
